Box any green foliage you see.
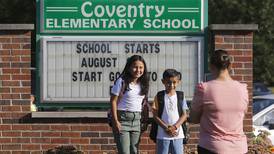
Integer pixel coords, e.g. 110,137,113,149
251,1,274,85
248,130,272,154
209,0,274,85
0,0,35,23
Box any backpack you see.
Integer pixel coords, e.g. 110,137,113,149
149,90,189,144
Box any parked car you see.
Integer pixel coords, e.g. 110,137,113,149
253,82,272,96
253,94,274,145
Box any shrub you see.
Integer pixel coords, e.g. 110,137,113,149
248,130,273,154
45,145,83,154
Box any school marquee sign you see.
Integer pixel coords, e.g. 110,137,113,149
38,0,206,103
41,0,204,33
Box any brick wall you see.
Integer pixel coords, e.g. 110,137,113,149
0,24,257,153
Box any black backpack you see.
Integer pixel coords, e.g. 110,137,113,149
149,90,189,144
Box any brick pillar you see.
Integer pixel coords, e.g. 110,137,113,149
186,24,258,152
0,24,34,122
0,25,33,153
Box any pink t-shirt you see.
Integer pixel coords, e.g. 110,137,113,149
191,80,248,154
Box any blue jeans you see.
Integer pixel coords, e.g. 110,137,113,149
157,139,184,154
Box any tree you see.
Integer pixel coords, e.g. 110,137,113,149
0,0,35,23
209,0,274,85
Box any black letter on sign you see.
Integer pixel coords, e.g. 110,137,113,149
151,72,157,81
72,72,77,81
81,58,87,67
155,43,160,53
124,44,129,53
76,43,81,54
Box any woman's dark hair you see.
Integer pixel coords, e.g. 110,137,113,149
210,49,231,70
116,55,149,95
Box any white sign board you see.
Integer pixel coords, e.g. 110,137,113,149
41,36,203,103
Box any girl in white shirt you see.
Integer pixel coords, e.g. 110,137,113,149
110,55,149,154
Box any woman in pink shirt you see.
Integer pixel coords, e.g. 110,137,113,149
190,49,249,154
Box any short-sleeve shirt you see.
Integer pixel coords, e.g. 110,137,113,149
191,80,248,154
151,92,188,140
111,78,145,112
